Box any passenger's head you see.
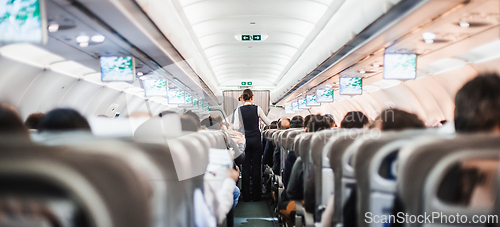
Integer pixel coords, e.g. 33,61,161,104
201,115,222,130
241,89,253,102
454,73,500,133
290,115,304,128
306,115,331,132
38,108,91,132
269,121,279,129
340,111,369,128
0,104,28,137
182,111,201,131
324,114,336,127
24,113,45,130
278,117,290,130
376,109,425,131
304,115,313,128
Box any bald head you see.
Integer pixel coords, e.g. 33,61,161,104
279,117,290,129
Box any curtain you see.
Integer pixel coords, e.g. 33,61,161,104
223,90,270,122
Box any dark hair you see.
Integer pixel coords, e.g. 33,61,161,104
24,113,45,130
38,108,91,132
183,111,201,130
304,115,313,128
324,114,336,127
241,89,253,101
290,115,304,128
0,104,28,136
201,115,222,130
159,110,177,117
269,121,279,129
454,73,500,133
340,111,369,128
378,109,425,131
307,115,331,132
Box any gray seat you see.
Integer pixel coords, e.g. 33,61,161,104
353,129,435,227
398,133,500,227
326,128,366,226
0,136,152,227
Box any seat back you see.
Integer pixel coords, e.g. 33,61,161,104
353,129,432,227
285,130,303,152
0,136,152,227
398,134,500,227
326,128,366,225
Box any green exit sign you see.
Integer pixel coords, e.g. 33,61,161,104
241,82,247,85
242,35,251,41
247,82,253,85
252,35,261,41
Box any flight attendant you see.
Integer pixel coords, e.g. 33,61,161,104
232,89,271,201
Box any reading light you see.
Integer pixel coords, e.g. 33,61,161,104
373,63,380,67
76,35,90,43
48,23,59,33
79,42,89,47
459,21,470,28
359,69,366,74
91,35,105,43
137,72,143,76
422,32,436,44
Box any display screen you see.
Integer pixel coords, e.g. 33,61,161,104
100,56,135,82
316,88,334,102
285,105,294,114
168,90,185,104
185,95,193,106
193,98,199,107
0,0,46,43
298,98,310,109
292,102,299,111
383,53,417,80
340,78,362,95
306,94,321,106
143,79,167,97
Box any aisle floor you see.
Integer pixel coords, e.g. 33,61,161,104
234,200,278,227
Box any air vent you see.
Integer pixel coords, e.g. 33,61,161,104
239,85,253,89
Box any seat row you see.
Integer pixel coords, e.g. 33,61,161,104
0,117,231,227
263,127,500,227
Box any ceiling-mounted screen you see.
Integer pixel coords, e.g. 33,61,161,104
168,90,185,104
193,98,199,107
306,94,321,106
100,56,135,82
340,77,362,95
316,88,334,102
143,79,167,97
292,102,299,111
0,0,47,43
298,98,310,109
383,53,417,80
285,105,294,114
184,95,193,106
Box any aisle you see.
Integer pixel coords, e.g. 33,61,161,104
234,200,278,227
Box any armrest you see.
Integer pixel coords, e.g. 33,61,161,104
304,211,314,227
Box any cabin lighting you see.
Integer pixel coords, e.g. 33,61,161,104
79,42,89,48
76,35,90,43
91,35,105,43
459,21,470,28
48,23,59,33
422,32,436,44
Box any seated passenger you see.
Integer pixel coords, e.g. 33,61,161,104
340,111,368,128
325,114,337,128
201,115,245,165
263,121,279,167
278,117,290,130
38,108,91,132
24,113,45,130
283,115,305,186
0,104,28,138
375,109,425,131
388,73,500,227
181,111,201,132
273,117,291,174
280,115,330,226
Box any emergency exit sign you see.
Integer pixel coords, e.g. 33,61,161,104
241,81,252,85
241,35,261,41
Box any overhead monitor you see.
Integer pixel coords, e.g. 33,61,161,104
168,90,186,104
316,88,334,102
383,53,417,80
306,94,321,106
100,56,135,82
292,102,299,111
298,98,310,109
143,79,167,97
340,77,362,95
285,105,294,114
0,0,47,43
184,94,193,106
193,98,199,108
